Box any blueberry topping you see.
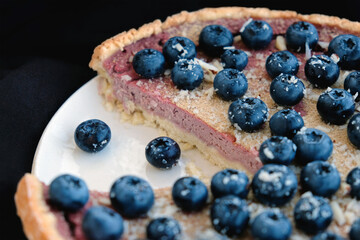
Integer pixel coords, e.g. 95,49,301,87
294,195,333,234
300,160,341,197
259,136,297,165
228,97,268,132
132,48,165,78
146,217,181,240
74,119,111,153
311,232,345,240
328,34,360,70
270,73,305,106
82,206,124,240
240,19,273,49
344,71,360,101
266,50,299,78
251,164,298,206
269,109,304,138
251,209,292,240
145,136,181,169
305,55,340,88
285,21,319,52
348,113,360,149
213,68,248,101
210,195,249,236
110,175,154,218
172,176,208,212
292,128,333,164
220,48,248,71
171,59,204,90
162,36,196,66
346,166,360,199
317,88,355,125
350,218,360,240
199,25,233,57
49,174,89,211
210,169,249,199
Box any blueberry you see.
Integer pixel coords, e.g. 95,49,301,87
49,174,89,211
292,128,333,164
199,25,233,57
293,195,333,234
82,206,124,240
146,217,181,240
348,113,360,149
132,48,165,78
266,50,299,78
228,97,268,132
251,164,298,206
344,71,360,101
270,73,305,106
311,232,345,240
172,176,208,212
317,88,355,125
305,55,340,88
145,137,181,169
251,209,292,240
210,195,249,237
301,160,341,197
220,48,248,71
74,119,111,153
171,59,204,90
346,166,360,199
210,169,249,199
213,69,248,101
162,36,197,66
285,21,319,52
259,136,297,165
110,175,154,218
269,109,304,138
328,34,360,70
350,218,360,240
240,19,273,49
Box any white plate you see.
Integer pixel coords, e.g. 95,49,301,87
32,76,220,192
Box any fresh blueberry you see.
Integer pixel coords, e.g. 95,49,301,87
269,109,304,138
301,160,341,197
145,136,181,169
311,232,345,240
305,55,340,88
172,176,208,212
49,174,89,212
199,25,233,57
82,206,124,240
213,68,248,101
251,164,298,206
110,175,154,218
270,73,305,106
317,88,355,125
210,169,249,199
146,217,181,240
292,128,333,164
220,48,248,71
228,97,268,132
294,194,333,234
74,119,111,153
266,50,299,78
346,166,360,199
344,71,360,101
328,34,360,70
240,19,273,49
348,113,360,149
251,209,292,240
259,136,297,165
210,195,249,237
285,21,319,52
162,36,197,66
171,59,204,90
350,218,360,240
132,48,165,78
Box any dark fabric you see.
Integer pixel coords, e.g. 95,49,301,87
1,1,359,239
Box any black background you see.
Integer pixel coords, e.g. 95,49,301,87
1,0,359,239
